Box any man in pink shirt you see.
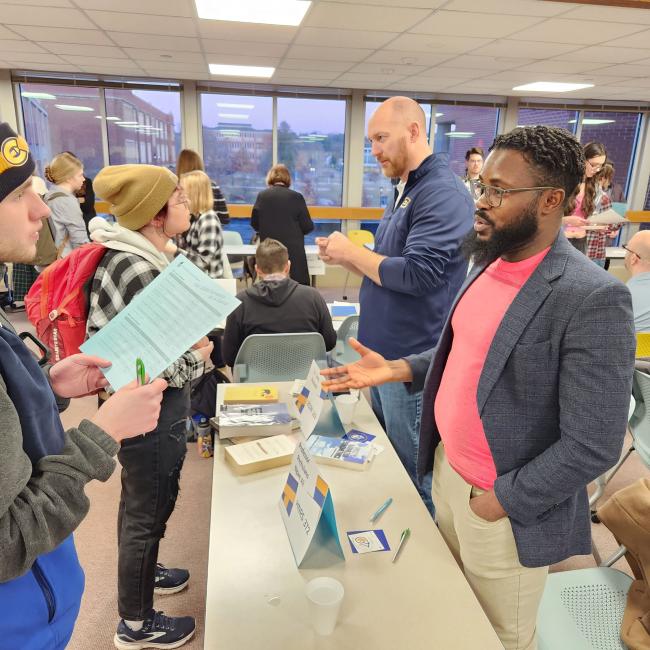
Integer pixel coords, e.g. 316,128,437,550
322,126,636,650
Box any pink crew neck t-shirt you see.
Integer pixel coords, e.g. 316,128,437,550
434,247,550,490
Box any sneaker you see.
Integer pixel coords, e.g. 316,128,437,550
114,610,195,649
154,563,189,595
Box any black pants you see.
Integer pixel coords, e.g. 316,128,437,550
116,385,189,619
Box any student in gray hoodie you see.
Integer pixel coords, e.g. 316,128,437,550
222,238,336,367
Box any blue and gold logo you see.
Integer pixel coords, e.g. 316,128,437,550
0,135,29,173
400,196,411,209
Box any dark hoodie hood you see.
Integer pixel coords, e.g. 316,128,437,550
246,277,299,307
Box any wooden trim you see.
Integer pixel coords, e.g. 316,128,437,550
626,210,650,223
95,201,384,220
227,204,384,220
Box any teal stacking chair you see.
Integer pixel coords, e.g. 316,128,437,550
232,332,327,382
332,315,360,366
537,567,633,650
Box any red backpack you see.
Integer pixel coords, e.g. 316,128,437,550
25,243,107,362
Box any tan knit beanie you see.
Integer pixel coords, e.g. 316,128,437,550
94,164,178,231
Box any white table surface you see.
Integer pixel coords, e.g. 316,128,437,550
606,246,626,259
205,382,502,649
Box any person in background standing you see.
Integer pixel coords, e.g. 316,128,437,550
64,152,96,235
175,149,230,226
462,146,485,193
44,152,89,257
252,164,314,286
600,161,625,203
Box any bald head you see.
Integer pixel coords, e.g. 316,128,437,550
367,96,431,181
626,231,650,275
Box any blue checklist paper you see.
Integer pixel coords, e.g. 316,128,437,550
81,255,240,391
331,304,358,318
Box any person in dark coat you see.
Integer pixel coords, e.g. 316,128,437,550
222,238,336,367
251,164,314,286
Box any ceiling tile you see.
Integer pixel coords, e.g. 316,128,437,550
280,59,355,72
271,76,339,86
411,10,544,39
79,63,143,74
0,0,73,6
441,54,529,70
551,46,648,64
74,0,195,16
442,0,576,16
484,70,576,83
332,0,446,7
272,69,338,81
202,40,287,58
444,79,513,92
417,66,485,80
108,32,202,51
61,54,139,67
10,62,82,72
514,60,610,74
123,48,204,63
9,25,114,45
0,40,48,53
42,43,128,58
471,40,581,59
385,33,493,54
86,10,197,36
363,50,451,66
1,5,95,29
139,61,205,72
591,63,650,78
0,25,22,39
197,22,296,43
1,51,66,63
335,72,407,85
387,79,458,91
560,5,650,25
610,77,650,88
286,44,373,62
294,27,398,49
305,3,430,32
349,62,428,75
602,29,650,50
509,18,645,45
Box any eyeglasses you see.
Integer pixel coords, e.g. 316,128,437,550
623,244,644,260
587,159,605,172
469,180,557,208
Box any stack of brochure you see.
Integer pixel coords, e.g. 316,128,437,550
305,435,375,471
215,403,292,439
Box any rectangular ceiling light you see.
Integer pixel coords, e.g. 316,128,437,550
196,0,311,26
54,104,94,111
217,103,254,109
209,64,275,78
21,91,56,100
218,113,249,119
446,131,475,138
512,82,594,92
569,118,615,125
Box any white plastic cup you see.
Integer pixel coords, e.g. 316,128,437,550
335,393,358,426
305,577,344,636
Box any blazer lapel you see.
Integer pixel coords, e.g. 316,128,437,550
476,233,570,415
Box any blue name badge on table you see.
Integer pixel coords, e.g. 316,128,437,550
81,255,241,391
280,441,344,568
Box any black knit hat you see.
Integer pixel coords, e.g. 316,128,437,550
0,122,35,203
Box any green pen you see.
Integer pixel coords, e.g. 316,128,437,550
392,528,410,563
136,357,146,386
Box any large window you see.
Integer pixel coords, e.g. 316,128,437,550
19,83,104,180
517,108,579,134
277,97,346,206
362,100,432,208
580,111,642,199
432,105,500,178
106,89,181,168
201,93,272,205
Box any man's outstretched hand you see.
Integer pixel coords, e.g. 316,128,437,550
320,338,412,391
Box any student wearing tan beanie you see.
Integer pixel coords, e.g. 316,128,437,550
87,164,213,649
44,152,89,257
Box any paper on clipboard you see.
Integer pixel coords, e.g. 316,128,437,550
589,208,627,225
81,255,241,391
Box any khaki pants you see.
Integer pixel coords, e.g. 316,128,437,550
431,444,548,650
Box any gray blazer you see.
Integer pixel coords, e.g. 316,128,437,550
407,233,636,567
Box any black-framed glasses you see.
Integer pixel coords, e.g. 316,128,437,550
623,244,644,260
469,179,557,208
586,159,605,172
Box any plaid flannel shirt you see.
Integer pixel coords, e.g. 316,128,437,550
586,190,618,261
175,210,224,279
87,249,205,388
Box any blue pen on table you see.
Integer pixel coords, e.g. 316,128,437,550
392,528,410,563
369,497,393,523
136,357,146,386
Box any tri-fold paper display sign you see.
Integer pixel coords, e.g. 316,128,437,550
279,441,344,568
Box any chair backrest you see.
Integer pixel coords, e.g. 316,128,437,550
233,332,327,383
629,369,650,468
222,230,244,246
337,314,359,342
334,315,361,365
347,229,374,247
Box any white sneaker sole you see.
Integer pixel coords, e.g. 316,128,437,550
153,579,189,595
113,628,195,650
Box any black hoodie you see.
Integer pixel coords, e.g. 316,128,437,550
222,278,337,367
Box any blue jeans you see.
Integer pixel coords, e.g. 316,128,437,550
370,383,434,515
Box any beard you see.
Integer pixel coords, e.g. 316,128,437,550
462,201,540,266
379,136,409,179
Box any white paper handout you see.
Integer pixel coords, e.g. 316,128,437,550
81,255,241,390
589,208,627,225
294,360,327,438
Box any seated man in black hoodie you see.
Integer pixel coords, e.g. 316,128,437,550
222,238,337,367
